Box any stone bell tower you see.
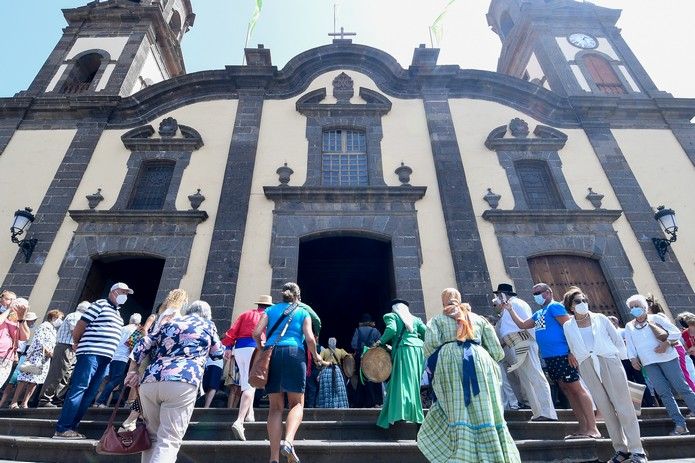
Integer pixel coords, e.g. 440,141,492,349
25,0,194,97
486,0,665,97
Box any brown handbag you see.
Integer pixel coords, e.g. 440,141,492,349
648,321,669,342
96,387,151,455
248,303,298,389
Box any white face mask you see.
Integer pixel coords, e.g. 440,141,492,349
115,294,128,306
533,294,546,305
574,302,589,315
52,319,63,328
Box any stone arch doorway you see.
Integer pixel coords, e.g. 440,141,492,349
528,254,621,321
297,235,395,348
78,256,165,324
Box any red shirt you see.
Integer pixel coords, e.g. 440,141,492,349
222,308,265,347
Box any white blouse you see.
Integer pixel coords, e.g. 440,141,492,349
563,312,626,378
624,314,681,367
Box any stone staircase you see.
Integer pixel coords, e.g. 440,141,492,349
0,407,693,462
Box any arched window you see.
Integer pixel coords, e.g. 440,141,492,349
500,12,514,38
321,129,368,186
515,160,564,209
128,160,176,210
582,54,627,95
62,52,102,94
169,11,182,36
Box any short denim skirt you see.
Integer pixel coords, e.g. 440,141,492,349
266,345,307,394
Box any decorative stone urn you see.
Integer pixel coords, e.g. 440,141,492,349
86,188,104,209
277,163,294,185
188,189,205,210
586,187,604,209
483,188,501,210
395,162,413,186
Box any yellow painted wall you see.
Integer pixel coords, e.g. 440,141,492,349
0,129,76,307
614,129,695,295
24,100,238,317
449,99,665,312
234,70,456,321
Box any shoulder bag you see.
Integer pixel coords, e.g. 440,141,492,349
648,321,669,343
248,303,298,389
96,387,151,455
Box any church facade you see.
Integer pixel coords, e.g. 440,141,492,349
1,0,694,342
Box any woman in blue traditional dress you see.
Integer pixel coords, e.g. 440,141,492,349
417,288,520,463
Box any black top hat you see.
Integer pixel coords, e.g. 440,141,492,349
390,298,409,308
493,283,517,296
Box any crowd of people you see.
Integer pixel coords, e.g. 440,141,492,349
1,278,695,463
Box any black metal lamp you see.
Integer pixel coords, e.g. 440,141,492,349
10,207,37,263
652,205,677,262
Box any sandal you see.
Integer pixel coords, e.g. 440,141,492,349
8,404,18,410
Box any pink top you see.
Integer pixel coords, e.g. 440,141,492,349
0,321,19,359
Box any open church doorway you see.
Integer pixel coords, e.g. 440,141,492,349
297,235,395,350
78,256,165,324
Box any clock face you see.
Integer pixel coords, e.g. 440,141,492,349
568,33,598,49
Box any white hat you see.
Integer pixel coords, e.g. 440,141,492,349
110,282,134,294
24,312,38,321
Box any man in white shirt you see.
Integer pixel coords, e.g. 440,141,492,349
493,283,557,421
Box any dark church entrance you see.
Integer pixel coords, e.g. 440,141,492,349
297,236,395,349
79,256,165,323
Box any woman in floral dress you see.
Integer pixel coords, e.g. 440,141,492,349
11,309,63,409
417,288,520,463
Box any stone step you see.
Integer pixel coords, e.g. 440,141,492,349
0,406,687,422
0,435,694,463
1,417,693,442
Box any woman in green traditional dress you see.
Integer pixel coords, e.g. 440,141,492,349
375,298,426,429
417,288,521,463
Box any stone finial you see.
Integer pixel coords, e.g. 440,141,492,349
395,162,413,186
586,187,604,210
158,117,178,138
188,189,205,210
276,163,294,185
332,72,354,104
483,188,502,210
509,118,530,138
86,188,104,210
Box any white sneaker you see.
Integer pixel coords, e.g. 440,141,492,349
97,404,107,409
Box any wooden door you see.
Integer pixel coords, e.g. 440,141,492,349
528,255,621,320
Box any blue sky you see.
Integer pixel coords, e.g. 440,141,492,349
0,1,693,97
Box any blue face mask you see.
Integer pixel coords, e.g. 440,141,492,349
533,294,546,306
630,307,646,318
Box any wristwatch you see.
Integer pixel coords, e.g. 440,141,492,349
18,320,26,323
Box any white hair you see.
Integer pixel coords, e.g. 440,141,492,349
184,300,212,320
76,301,90,313
129,313,142,325
626,294,648,309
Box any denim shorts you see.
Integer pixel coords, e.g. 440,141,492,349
266,345,307,394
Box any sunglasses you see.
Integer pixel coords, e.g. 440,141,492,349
573,298,587,304
532,290,546,296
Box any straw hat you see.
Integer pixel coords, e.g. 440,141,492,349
361,346,392,383
254,295,273,306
